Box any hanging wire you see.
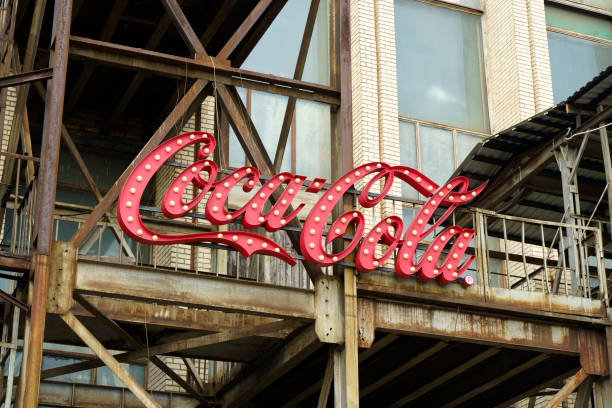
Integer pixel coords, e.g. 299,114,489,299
565,122,611,141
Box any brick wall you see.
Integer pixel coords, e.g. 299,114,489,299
482,0,554,134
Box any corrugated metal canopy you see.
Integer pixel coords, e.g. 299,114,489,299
453,65,612,245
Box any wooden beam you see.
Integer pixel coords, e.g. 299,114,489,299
389,347,502,407
273,0,320,172
70,79,207,248
60,311,161,408
63,0,128,115
544,369,588,408
68,36,340,105
220,326,321,408
441,354,550,408
360,341,448,399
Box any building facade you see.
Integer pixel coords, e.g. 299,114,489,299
0,0,609,407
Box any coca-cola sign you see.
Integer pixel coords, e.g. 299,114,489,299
117,132,487,287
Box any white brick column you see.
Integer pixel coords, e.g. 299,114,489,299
483,0,554,134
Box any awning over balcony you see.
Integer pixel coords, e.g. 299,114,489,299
453,65,612,245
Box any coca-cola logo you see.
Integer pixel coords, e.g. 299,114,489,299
117,132,487,287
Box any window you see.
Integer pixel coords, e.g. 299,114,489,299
395,0,489,133
227,0,332,180
546,4,612,102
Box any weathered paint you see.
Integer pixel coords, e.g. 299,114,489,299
75,260,315,320
358,272,606,321
368,298,597,354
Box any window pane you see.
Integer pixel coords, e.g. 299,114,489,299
419,125,454,185
228,87,247,168
548,31,612,102
241,0,329,85
41,355,91,384
395,0,489,132
439,0,483,10
546,4,612,40
250,91,292,173
399,121,418,199
295,100,331,179
457,132,482,164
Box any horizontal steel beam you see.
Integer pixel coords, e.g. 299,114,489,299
367,297,598,355
68,36,340,105
0,67,53,88
358,273,607,323
74,260,315,320
70,295,280,333
28,380,201,407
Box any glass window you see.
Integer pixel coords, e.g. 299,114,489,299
419,126,454,186
241,0,329,85
546,4,612,39
399,121,484,198
226,0,332,180
41,354,92,384
96,363,145,387
546,6,612,102
399,121,418,199
457,132,482,162
395,0,489,133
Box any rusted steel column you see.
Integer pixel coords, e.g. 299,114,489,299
23,0,72,406
338,0,358,406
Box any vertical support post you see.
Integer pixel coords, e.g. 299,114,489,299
23,0,72,406
343,269,359,408
333,345,347,408
554,145,582,296
337,0,358,406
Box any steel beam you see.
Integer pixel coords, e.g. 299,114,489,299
69,295,280,333
67,36,340,105
389,347,502,407
458,106,612,225
70,79,207,248
23,0,71,405
60,311,161,407
43,319,301,380
30,380,200,408
273,0,321,172
368,298,595,355
441,354,550,408
159,0,205,55
63,0,128,115
74,260,314,319
0,67,53,88
73,294,208,401
104,14,172,131
544,368,588,408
